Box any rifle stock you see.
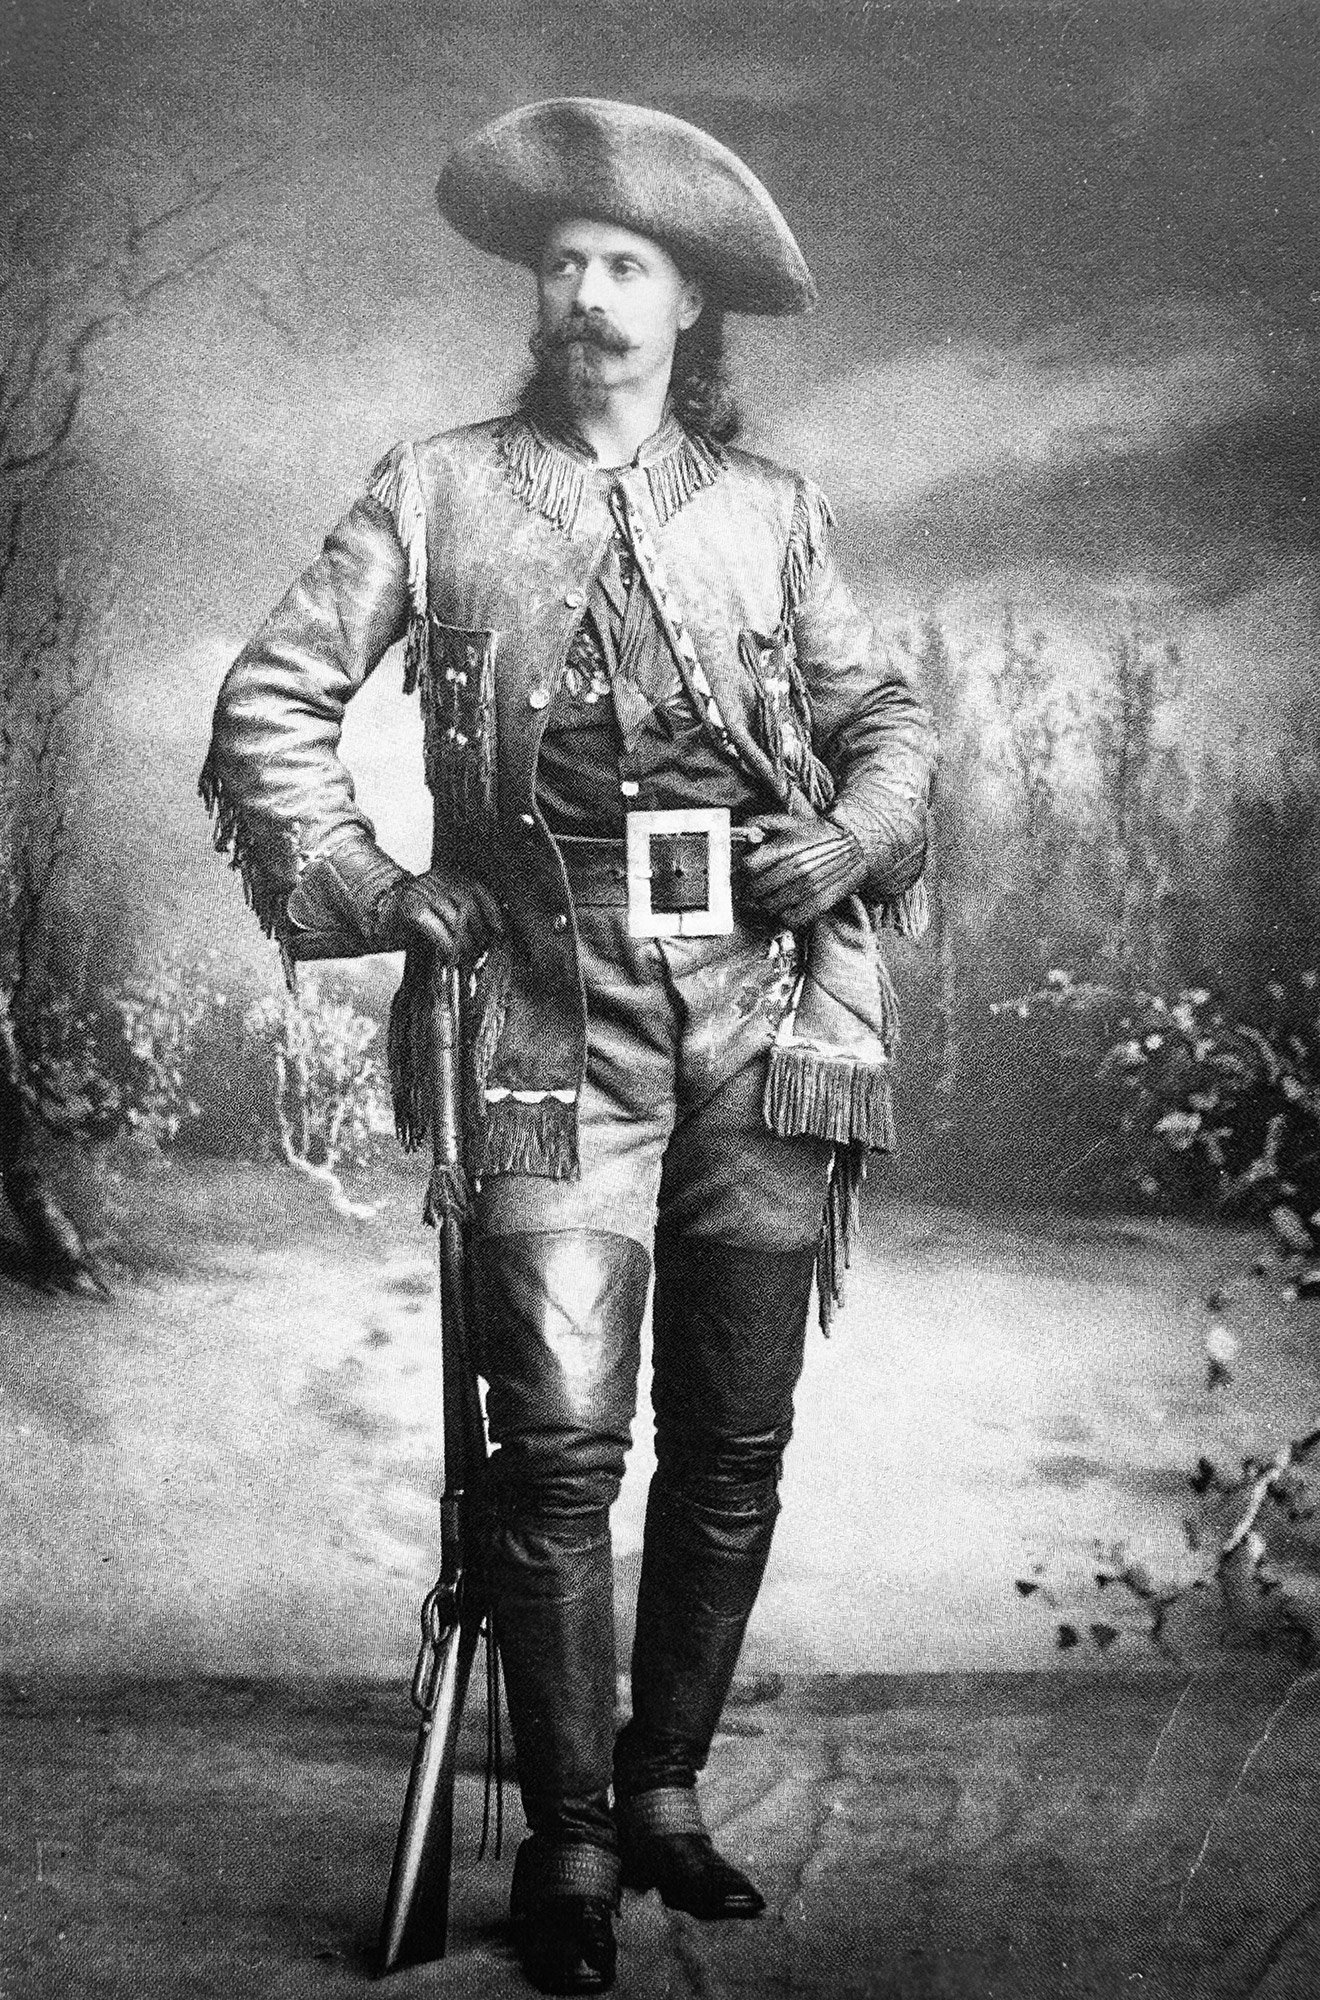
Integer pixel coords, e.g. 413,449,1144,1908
376,962,488,1977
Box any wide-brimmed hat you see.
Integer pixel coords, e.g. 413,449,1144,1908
436,98,816,316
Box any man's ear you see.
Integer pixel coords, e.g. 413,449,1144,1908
677,277,704,333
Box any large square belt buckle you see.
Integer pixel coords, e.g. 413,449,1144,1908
625,808,734,938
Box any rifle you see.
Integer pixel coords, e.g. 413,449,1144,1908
377,959,492,1976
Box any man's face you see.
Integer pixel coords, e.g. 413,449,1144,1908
535,218,704,416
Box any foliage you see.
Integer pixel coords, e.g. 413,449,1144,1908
895,605,1320,1212
25,990,127,1138
992,969,1320,1222
249,979,392,1190
112,952,221,1146
1018,1419,1320,1666
27,949,393,1175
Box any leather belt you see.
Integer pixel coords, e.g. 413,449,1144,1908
557,807,757,937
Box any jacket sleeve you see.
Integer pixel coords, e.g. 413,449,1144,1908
788,480,938,912
199,490,413,959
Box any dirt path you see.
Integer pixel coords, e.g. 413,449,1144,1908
2,1160,1316,1680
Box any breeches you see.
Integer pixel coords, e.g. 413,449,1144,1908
469,906,833,1845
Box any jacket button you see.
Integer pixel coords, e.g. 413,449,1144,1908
528,687,550,709
552,913,568,931
520,811,536,828
564,589,585,609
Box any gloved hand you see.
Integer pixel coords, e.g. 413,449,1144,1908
373,861,505,962
738,808,868,929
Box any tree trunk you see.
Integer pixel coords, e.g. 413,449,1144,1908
0,1002,98,1289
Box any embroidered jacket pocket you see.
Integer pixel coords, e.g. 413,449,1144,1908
425,620,499,826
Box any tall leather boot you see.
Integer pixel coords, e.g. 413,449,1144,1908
615,1235,816,1919
474,1228,651,1994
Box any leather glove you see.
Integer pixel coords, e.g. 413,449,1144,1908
738,808,868,929
372,861,505,962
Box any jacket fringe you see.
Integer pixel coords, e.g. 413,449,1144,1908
197,750,291,942
388,942,579,1179
469,1094,579,1180
763,1044,897,1150
781,477,834,628
496,418,725,534
368,446,430,695
496,420,589,535
816,1145,868,1336
645,433,725,523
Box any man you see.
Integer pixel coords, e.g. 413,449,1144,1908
201,99,936,1995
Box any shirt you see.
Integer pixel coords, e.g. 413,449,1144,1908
534,427,761,837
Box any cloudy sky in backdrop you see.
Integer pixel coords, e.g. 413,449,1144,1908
5,0,1316,969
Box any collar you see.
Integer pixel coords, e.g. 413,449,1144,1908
497,407,725,534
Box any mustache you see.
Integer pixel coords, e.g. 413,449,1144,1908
540,312,633,356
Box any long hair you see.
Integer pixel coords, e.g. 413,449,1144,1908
667,310,742,446
517,306,742,447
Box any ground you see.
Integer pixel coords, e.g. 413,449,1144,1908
3,1153,1320,1997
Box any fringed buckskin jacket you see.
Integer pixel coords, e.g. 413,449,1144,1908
201,413,937,1191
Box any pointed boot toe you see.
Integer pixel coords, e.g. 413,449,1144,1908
617,1789,766,1921
625,1829,765,1919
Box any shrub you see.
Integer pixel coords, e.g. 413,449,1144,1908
995,969,1320,1221
248,979,393,1177
26,949,393,1172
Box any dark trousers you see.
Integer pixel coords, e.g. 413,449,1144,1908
473,908,831,1852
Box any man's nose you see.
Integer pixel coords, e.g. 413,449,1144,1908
573,258,611,313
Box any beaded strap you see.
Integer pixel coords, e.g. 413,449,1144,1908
610,481,749,781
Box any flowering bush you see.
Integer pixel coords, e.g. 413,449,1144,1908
248,978,393,1176
112,951,221,1145
27,950,392,1172
994,969,1320,1222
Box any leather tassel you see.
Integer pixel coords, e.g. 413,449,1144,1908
387,945,434,1150
645,432,725,522
424,1159,474,1228
198,753,291,941
816,1144,868,1336
496,420,588,534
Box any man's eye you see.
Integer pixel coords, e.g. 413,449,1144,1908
612,259,642,278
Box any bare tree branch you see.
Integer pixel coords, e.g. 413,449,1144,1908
0,132,270,1287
